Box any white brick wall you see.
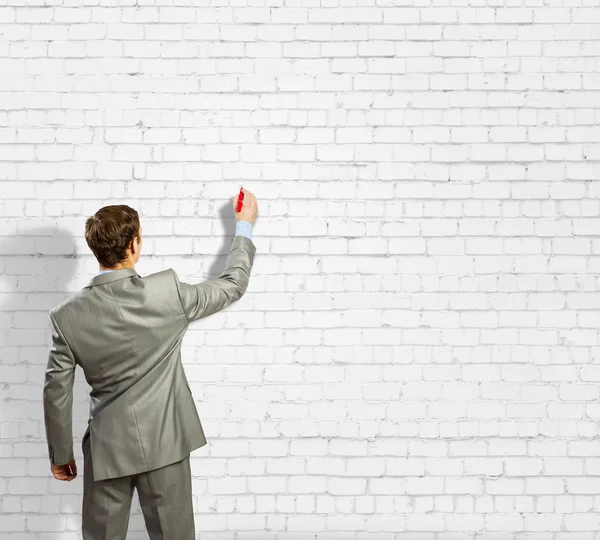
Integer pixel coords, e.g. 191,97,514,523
1,0,599,538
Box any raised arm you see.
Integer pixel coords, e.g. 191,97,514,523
172,189,258,323
172,233,256,322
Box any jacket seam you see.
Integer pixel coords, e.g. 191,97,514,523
170,268,192,324
50,310,78,365
106,281,148,470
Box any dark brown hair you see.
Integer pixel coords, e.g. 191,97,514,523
85,205,141,268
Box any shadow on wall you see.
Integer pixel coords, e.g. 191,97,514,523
204,201,241,280
0,225,89,538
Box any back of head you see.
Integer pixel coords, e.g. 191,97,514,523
85,205,140,268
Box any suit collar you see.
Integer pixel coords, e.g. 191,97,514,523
84,267,140,289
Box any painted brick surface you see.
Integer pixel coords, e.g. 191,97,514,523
1,1,599,538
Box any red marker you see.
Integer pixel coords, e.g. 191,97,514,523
236,187,244,213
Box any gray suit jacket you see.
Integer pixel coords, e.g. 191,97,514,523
43,235,256,481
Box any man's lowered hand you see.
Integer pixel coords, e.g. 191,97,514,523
51,459,77,481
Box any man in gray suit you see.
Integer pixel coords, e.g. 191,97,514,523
43,189,258,539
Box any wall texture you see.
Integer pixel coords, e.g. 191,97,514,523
1,1,600,539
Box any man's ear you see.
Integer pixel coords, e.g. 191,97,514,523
131,233,141,255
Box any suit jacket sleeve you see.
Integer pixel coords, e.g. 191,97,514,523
43,311,76,466
172,235,257,323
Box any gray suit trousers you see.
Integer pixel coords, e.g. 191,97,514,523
82,432,195,540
